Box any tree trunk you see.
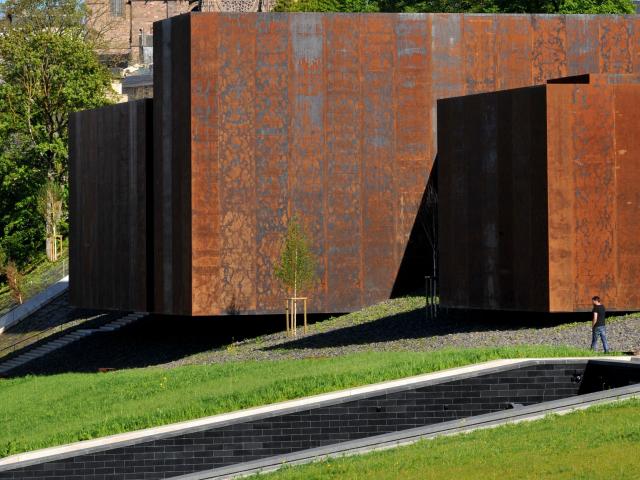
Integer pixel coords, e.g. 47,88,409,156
293,248,298,336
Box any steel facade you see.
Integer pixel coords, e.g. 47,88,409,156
439,75,640,312
72,14,640,315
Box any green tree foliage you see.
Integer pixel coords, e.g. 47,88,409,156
275,217,317,298
278,0,634,14
0,0,112,265
275,0,378,12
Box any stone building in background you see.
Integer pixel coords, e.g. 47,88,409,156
87,0,274,101
87,0,274,66
86,0,192,65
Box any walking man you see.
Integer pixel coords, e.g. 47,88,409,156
591,296,609,353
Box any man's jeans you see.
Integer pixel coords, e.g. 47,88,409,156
591,326,609,353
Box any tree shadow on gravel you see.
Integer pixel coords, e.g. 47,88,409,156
262,307,590,351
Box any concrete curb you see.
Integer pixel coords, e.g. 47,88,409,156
170,383,640,480
0,276,69,335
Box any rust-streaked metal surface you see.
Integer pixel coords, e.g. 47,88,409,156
547,81,640,312
161,13,640,315
440,76,640,312
73,13,640,315
69,100,152,312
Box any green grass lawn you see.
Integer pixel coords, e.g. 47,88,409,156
254,398,640,480
0,346,606,457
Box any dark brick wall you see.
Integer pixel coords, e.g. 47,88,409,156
0,362,588,480
580,361,640,394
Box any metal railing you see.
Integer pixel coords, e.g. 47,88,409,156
0,312,104,362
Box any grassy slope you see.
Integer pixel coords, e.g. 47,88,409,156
0,346,602,457
255,398,640,480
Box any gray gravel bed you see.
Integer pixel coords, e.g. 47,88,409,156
163,298,640,367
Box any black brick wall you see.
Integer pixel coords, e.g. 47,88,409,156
580,360,640,394
0,362,589,480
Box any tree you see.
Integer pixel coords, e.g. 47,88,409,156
421,183,438,280
275,0,378,12
275,217,317,334
0,0,112,265
5,261,25,305
277,0,634,14
0,246,24,304
37,180,65,261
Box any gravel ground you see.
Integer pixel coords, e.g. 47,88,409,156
164,297,640,367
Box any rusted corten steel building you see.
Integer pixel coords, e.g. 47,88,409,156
71,13,640,315
438,74,640,312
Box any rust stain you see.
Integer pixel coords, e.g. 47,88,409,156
599,16,632,74
532,16,568,85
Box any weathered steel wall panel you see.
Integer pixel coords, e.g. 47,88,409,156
191,14,221,316
614,86,640,308
599,16,633,73
438,87,549,311
569,85,617,310
153,16,192,315
495,15,533,90
325,15,363,310
393,15,432,292
546,84,576,312
254,15,291,314
463,15,496,94
289,14,328,309
69,100,152,311
547,82,640,312
437,96,467,307
532,16,568,85
361,15,396,305
566,15,600,75
218,15,258,314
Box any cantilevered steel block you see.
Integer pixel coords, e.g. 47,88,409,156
438,74,640,312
